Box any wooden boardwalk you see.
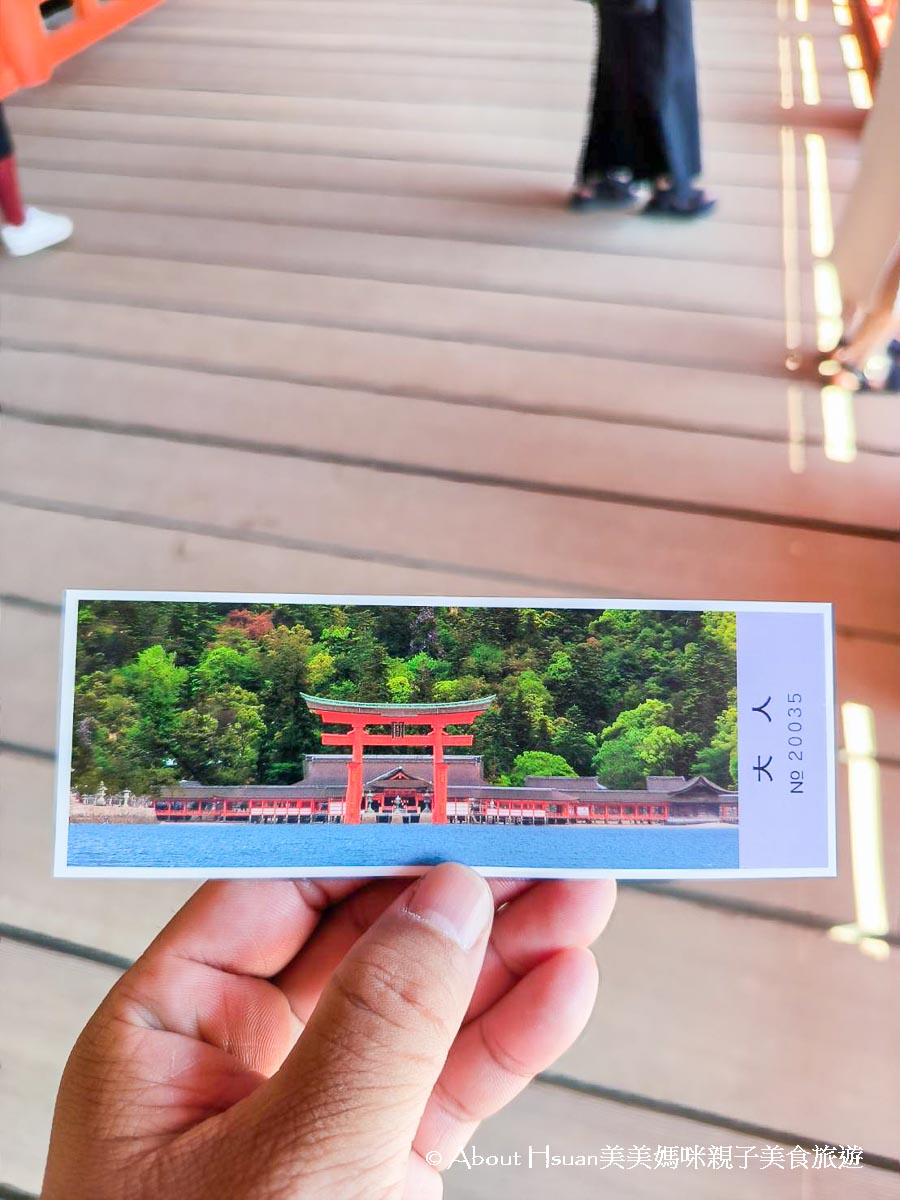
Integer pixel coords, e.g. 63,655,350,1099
1,0,899,1194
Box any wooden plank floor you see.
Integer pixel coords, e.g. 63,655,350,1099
1,0,899,1194
3,940,899,1200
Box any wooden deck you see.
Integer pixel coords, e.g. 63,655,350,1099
1,0,899,1195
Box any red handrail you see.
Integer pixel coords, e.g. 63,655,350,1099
1,0,165,99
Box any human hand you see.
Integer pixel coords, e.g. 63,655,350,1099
42,864,616,1200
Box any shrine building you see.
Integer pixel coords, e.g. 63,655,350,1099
156,693,738,826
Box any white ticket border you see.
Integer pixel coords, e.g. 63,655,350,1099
54,591,836,880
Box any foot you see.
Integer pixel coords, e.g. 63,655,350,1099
827,363,871,392
817,338,849,378
821,341,900,392
643,187,717,219
863,341,900,393
1,206,73,256
886,345,900,393
569,176,638,211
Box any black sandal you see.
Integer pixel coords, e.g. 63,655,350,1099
569,176,638,211
642,187,717,219
885,340,900,392
820,341,900,393
835,364,873,392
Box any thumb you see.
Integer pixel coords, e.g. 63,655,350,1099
252,863,494,1193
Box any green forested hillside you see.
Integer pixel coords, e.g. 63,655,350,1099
71,602,737,793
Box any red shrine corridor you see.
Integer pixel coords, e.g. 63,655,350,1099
1,0,898,1195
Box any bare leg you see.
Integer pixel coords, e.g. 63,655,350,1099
0,156,25,225
836,240,900,369
0,105,25,226
0,104,74,256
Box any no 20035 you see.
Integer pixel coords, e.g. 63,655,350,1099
787,693,804,793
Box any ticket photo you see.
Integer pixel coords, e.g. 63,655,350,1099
54,592,836,880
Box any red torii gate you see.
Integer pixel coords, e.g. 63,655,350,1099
300,693,496,824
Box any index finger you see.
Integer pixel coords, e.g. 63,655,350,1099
140,877,372,979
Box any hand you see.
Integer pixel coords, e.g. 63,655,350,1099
42,864,616,1200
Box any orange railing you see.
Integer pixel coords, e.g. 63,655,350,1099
867,0,897,50
0,0,165,99
851,0,896,73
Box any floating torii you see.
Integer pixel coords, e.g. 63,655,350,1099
300,694,497,825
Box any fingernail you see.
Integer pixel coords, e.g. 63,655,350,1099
405,863,493,951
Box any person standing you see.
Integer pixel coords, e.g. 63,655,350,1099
571,0,716,218
823,27,900,391
0,103,73,256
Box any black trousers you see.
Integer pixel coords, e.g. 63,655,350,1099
0,105,12,159
578,0,702,196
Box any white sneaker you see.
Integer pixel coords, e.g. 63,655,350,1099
2,206,73,256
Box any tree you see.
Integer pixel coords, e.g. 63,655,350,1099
71,649,185,794
473,708,514,780
456,607,521,653
592,700,690,788
306,649,336,693
501,687,538,760
551,705,598,775
69,600,738,797
410,663,436,704
514,670,553,723
669,611,737,744
691,703,738,786
431,679,459,704
546,638,608,724
193,644,261,696
166,603,226,665
71,671,143,792
464,642,506,682
508,751,577,786
386,658,414,704
257,625,319,782
410,607,441,657
641,725,690,773
588,609,707,720
76,600,208,674
544,650,574,693
431,676,489,704
175,685,265,784
337,626,390,702
75,603,137,675
119,645,187,786
502,670,553,754
173,709,220,782
223,608,275,641
371,606,417,658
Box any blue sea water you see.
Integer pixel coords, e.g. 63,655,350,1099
68,823,739,872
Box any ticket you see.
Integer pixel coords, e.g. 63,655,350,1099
54,592,836,879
